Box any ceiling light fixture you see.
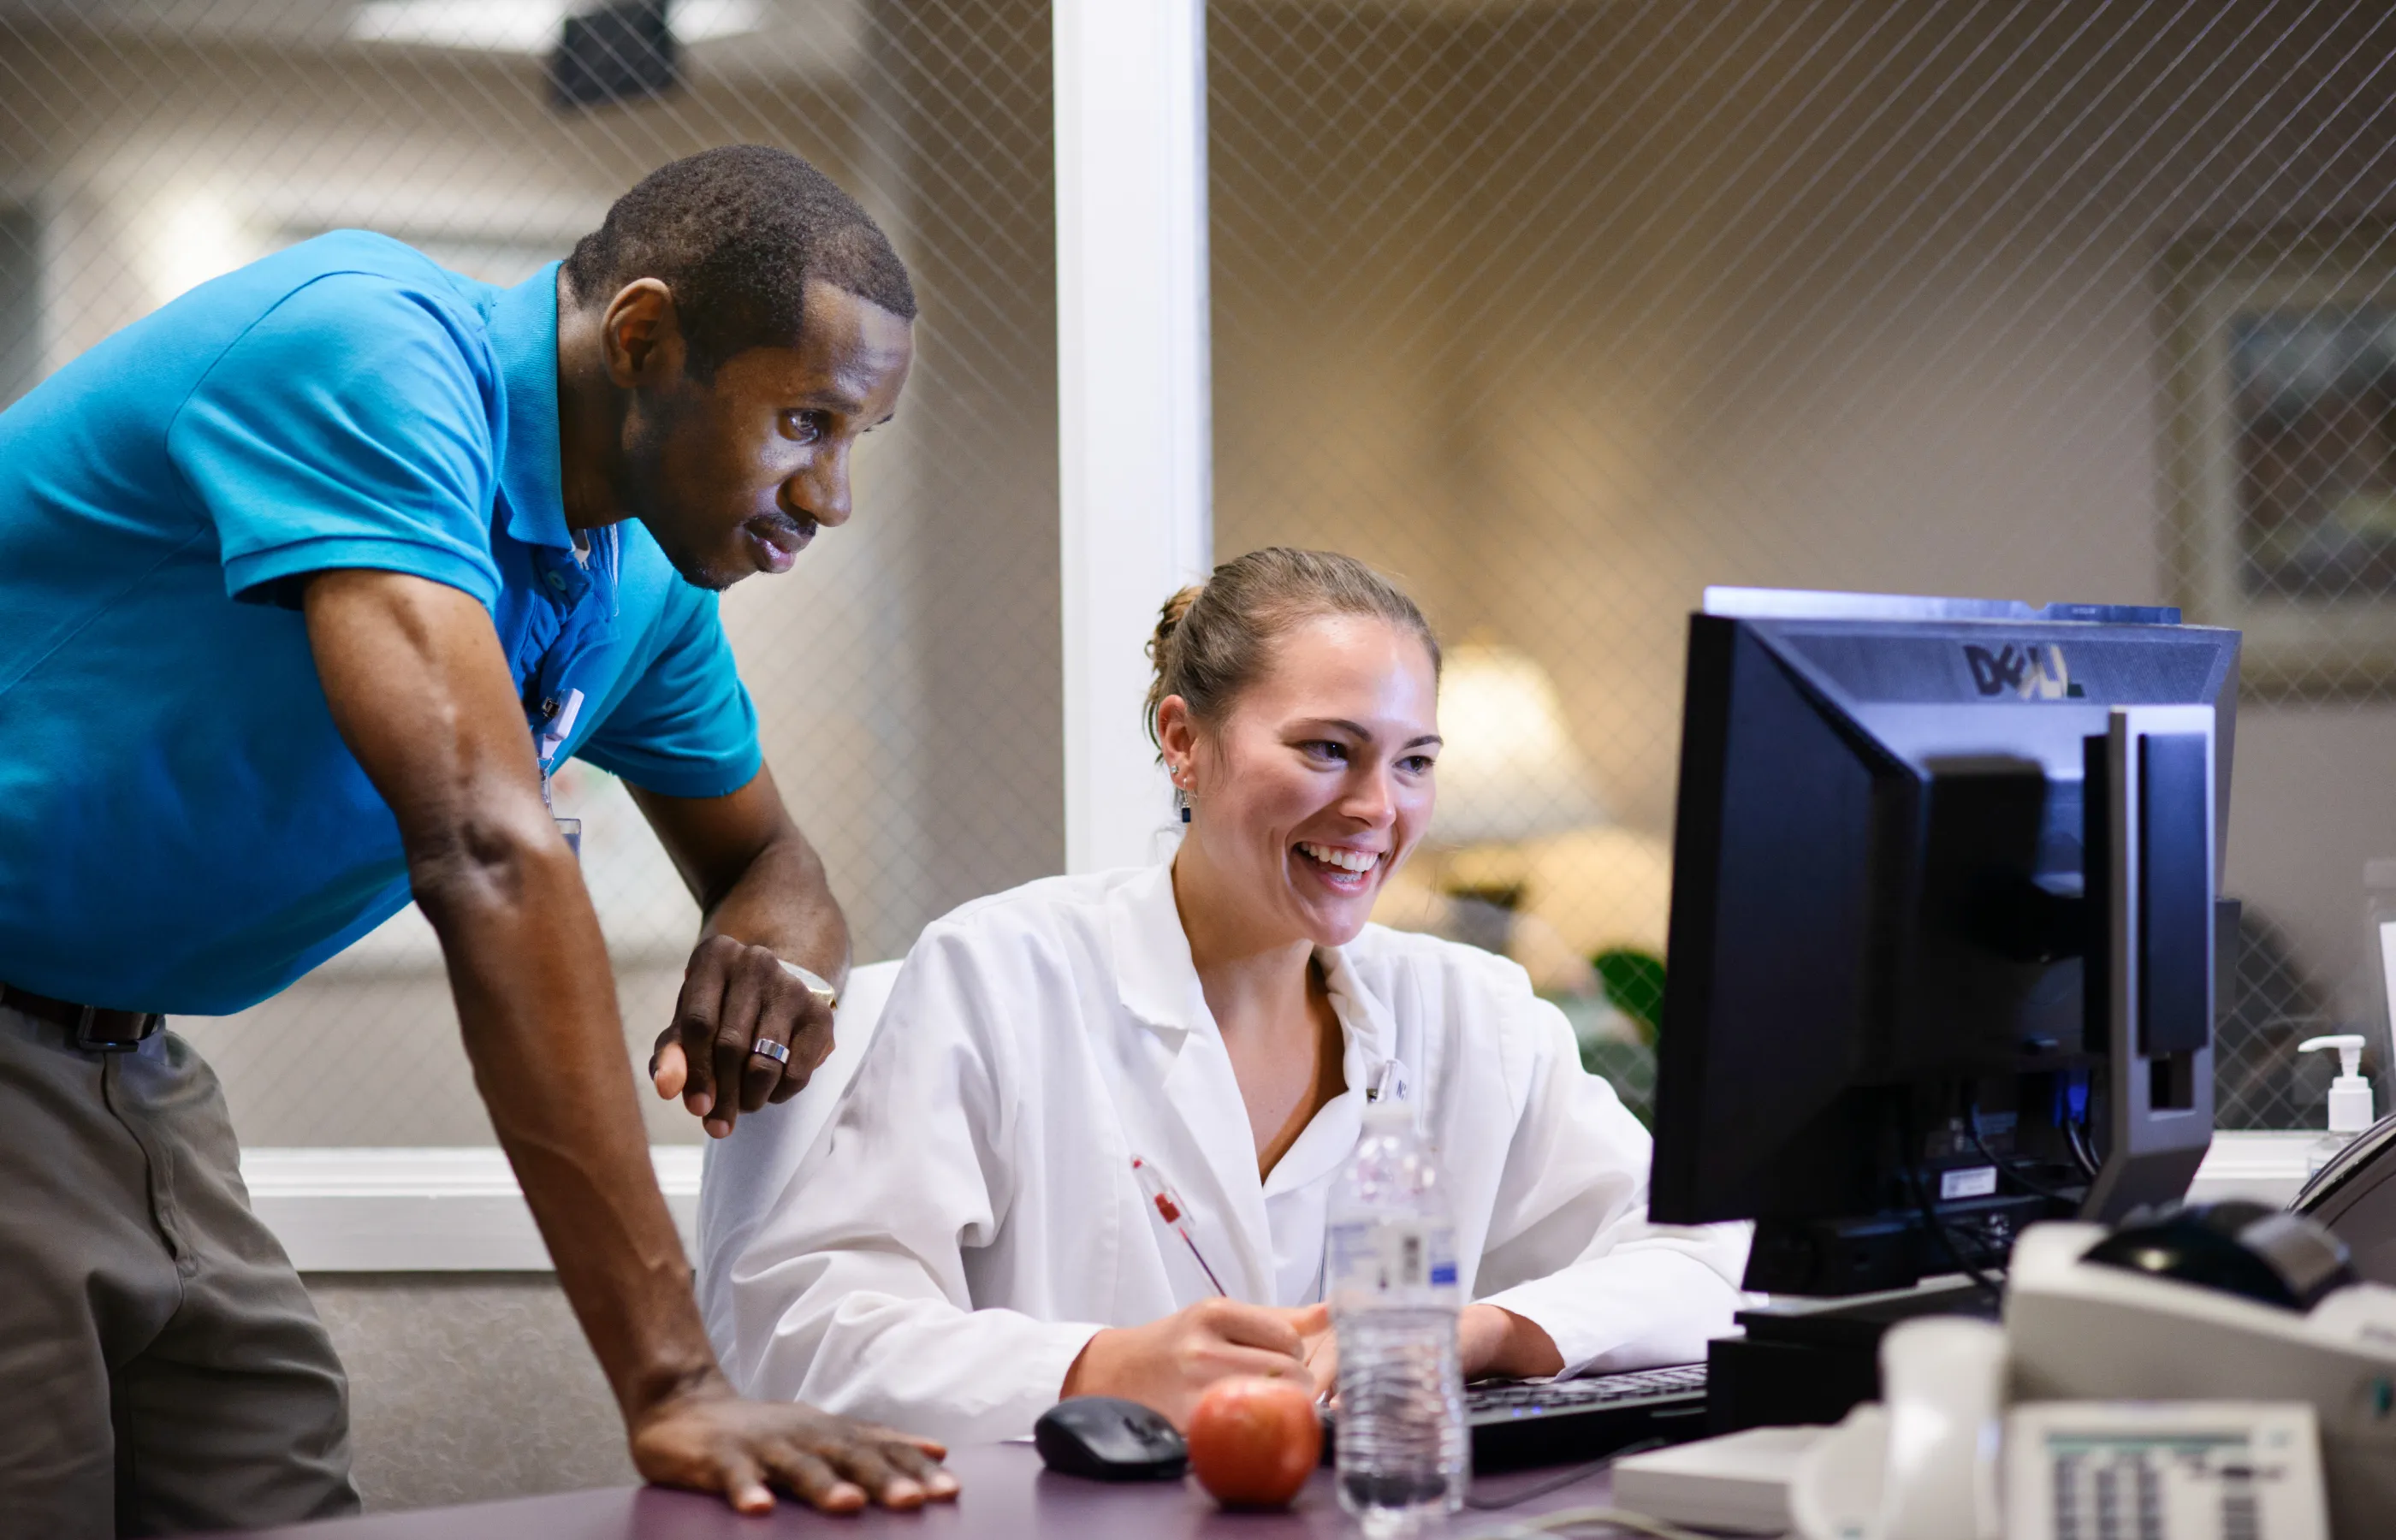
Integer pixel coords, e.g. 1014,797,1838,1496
350,0,759,54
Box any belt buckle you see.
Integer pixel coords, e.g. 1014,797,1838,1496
75,1004,162,1053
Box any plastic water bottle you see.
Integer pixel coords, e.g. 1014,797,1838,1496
1326,1099,1468,1532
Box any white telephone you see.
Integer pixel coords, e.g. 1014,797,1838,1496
1789,1316,2331,1539
1788,1316,2008,1540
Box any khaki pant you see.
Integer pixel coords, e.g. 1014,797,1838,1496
0,1005,359,1537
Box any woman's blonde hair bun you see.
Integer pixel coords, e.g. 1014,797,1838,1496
1142,547,1440,750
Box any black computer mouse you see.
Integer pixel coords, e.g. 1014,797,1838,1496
1034,1395,1189,1481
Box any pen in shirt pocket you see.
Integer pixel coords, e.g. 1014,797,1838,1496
1130,1154,1229,1296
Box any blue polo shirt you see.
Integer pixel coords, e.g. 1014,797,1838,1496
0,233,761,1015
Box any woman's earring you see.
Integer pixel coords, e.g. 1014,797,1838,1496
1174,784,1192,824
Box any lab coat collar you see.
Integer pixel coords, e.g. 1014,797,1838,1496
1104,864,1409,1211
1106,862,1210,1042
1105,863,1274,1294
1105,863,1400,1057
1313,939,1397,1072
1260,940,1397,1199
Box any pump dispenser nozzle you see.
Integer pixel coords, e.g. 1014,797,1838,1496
2299,1034,2375,1135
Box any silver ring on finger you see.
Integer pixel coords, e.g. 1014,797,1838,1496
750,1037,792,1065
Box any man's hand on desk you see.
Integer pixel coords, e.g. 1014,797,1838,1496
649,933,836,1138
632,1378,958,1515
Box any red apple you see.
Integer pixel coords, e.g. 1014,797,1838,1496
1187,1376,1323,1509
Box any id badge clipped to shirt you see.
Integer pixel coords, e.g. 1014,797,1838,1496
535,686,586,861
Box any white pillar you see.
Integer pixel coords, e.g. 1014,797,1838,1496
1053,0,1213,874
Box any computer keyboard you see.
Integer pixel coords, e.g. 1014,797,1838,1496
1464,1363,1711,1472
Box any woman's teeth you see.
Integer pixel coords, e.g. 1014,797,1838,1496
1297,842,1379,874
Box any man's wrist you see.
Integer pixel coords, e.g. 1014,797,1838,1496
625,1357,736,1424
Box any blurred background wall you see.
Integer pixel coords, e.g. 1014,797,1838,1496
3,0,2394,1509
1210,1,2396,1045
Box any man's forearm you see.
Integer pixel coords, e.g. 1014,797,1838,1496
302,572,954,1510
695,828,850,988
417,834,721,1419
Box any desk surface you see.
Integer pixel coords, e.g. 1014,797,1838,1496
232,1442,1624,1538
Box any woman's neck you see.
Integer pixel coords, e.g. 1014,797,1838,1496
1172,841,1314,1022
1172,844,1347,1174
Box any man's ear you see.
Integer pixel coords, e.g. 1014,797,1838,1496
600,278,684,388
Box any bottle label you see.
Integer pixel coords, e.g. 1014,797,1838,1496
1327,1219,1458,1300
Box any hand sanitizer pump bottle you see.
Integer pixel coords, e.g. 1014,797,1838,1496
2299,1034,2375,1177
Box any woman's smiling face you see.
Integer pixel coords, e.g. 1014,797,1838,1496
1161,613,1441,951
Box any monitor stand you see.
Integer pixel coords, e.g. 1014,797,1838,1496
1742,1197,2039,1295
1705,1275,1996,1436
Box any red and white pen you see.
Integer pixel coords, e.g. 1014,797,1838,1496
1130,1154,1229,1296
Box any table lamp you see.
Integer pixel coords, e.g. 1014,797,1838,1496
1429,641,1608,854
1397,642,1606,969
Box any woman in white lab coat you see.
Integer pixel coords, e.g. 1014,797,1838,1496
717,548,1748,1446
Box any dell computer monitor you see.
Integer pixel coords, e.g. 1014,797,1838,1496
1646,589,2240,1295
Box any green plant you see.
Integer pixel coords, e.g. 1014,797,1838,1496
1593,948,1665,1045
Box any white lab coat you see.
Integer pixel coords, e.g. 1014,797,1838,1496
719,862,1749,1447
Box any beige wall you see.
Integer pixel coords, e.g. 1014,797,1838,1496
1211,0,2396,1016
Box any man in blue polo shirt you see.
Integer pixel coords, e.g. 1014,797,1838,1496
0,145,957,1533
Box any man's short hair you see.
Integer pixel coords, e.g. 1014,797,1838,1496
562,144,916,376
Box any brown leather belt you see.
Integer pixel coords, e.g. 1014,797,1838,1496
1,985,163,1052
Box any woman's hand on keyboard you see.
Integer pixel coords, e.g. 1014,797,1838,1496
1459,1304,1565,1382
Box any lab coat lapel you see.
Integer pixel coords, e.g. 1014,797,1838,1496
1106,864,1279,1302
1262,942,1397,1199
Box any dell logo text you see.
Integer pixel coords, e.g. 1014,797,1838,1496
1964,643,2081,700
